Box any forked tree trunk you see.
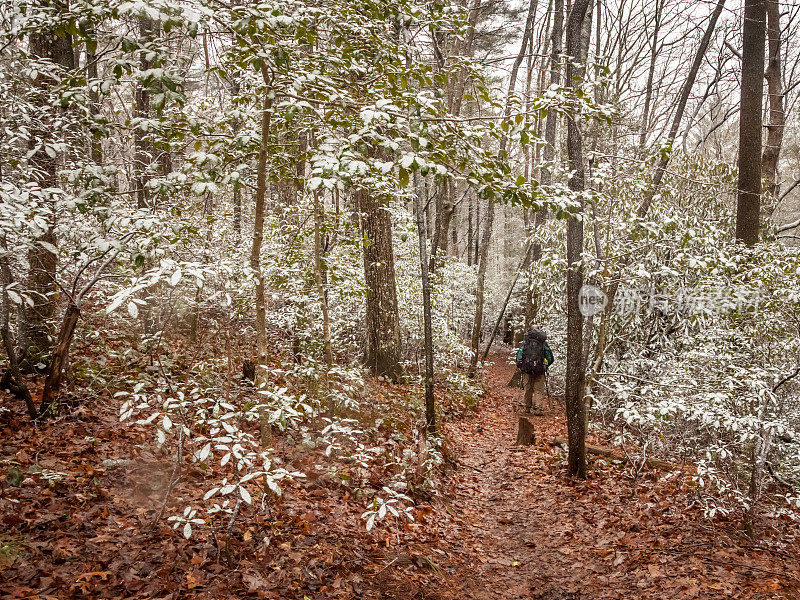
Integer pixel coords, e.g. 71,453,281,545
736,0,766,246
39,303,80,414
564,0,592,480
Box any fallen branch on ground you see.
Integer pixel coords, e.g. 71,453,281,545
549,437,684,472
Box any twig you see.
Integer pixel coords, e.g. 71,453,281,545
451,458,485,473
772,365,800,393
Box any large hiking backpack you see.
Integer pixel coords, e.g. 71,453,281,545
518,328,548,375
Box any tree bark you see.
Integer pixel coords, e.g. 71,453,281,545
761,0,784,208
86,27,103,165
0,235,37,419
414,174,436,433
133,18,155,211
313,191,333,369
251,87,273,373
18,2,74,367
564,0,592,480
735,0,766,246
359,188,403,382
39,303,80,414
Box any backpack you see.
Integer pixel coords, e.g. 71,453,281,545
516,328,549,375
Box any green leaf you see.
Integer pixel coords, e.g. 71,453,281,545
398,166,409,187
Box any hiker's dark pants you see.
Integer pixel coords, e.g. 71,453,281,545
524,373,545,413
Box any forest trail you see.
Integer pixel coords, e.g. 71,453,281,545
438,352,799,600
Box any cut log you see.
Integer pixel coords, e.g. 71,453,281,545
549,437,681,472
516,415,536,445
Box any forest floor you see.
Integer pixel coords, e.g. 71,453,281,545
1,351,799,599
438,355,800,600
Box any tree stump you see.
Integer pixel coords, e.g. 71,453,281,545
516,415,536,445
242,359,255,382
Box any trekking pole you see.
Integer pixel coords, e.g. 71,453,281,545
545,370,551,405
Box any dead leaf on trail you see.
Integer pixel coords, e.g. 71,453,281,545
186,569,204,589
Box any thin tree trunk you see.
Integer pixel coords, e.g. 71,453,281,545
745,427,774,536
414,174,436,433
0,235,36,419
39,303,80,414
251,87,273,373
313,191,333,369
736,0,766,246
481,244,534,364
467,194,474,266
86,28,102,165
230,77,243,240
762,0,784,210
564,0,592,480
637,0,662,157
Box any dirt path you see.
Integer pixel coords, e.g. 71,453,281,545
439,353,799,600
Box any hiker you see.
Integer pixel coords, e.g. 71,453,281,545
515,326,553,413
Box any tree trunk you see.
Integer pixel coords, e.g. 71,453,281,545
637,0,662,157
414,173,436,433
133,18,154,211
359,188,403,381
516,415,536,445
564,0,592,480
0,235,37,419
313,191,333,369
230,76,243,240
736,0,766,246
18,3,74,367
86,27,103,165
39,303,80,414
761,0,784,208
251,87,273,373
